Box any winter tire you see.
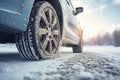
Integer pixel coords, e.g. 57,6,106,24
72,39,83,53
16,1,61,60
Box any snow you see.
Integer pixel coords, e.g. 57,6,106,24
0,44,78,80
0,44,120,80
83,45,120,80
0,44,18,53
73,71,94,80
84,45,120,54
0,55,73,80
84,45,120,61
60,47,72,52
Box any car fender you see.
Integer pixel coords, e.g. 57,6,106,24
0,0,34,33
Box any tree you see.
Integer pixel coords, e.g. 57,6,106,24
112,30,120,47
96,34,102,45
102,32,112,45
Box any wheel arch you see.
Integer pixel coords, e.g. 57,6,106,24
34,0,63,38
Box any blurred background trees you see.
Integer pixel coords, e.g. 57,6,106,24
84,29,120,47
112,30,120,46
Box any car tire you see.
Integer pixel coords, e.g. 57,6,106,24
72,39,83,53
16,1,61,60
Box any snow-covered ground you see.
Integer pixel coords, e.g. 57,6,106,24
0,44,18,53
0,44,120,80
84,45,120,61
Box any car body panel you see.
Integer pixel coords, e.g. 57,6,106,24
62,0,82,45
0,0,34,33
0,0,83,46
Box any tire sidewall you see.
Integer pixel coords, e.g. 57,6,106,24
33,2,60,58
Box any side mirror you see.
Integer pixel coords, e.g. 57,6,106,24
73,7,83,15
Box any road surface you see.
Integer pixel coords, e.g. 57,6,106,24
0,44,120,80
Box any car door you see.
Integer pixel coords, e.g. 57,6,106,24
64,0,80,45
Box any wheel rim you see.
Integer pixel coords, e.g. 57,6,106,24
37,7,60,55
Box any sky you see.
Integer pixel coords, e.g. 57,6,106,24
74,0,120,40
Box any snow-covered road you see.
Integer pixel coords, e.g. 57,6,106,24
0,44,120,80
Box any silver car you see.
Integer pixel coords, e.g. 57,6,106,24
0,0,83,60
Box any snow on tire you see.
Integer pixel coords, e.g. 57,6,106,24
16,1,61,60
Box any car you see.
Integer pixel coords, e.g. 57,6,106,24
0,0,83,60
